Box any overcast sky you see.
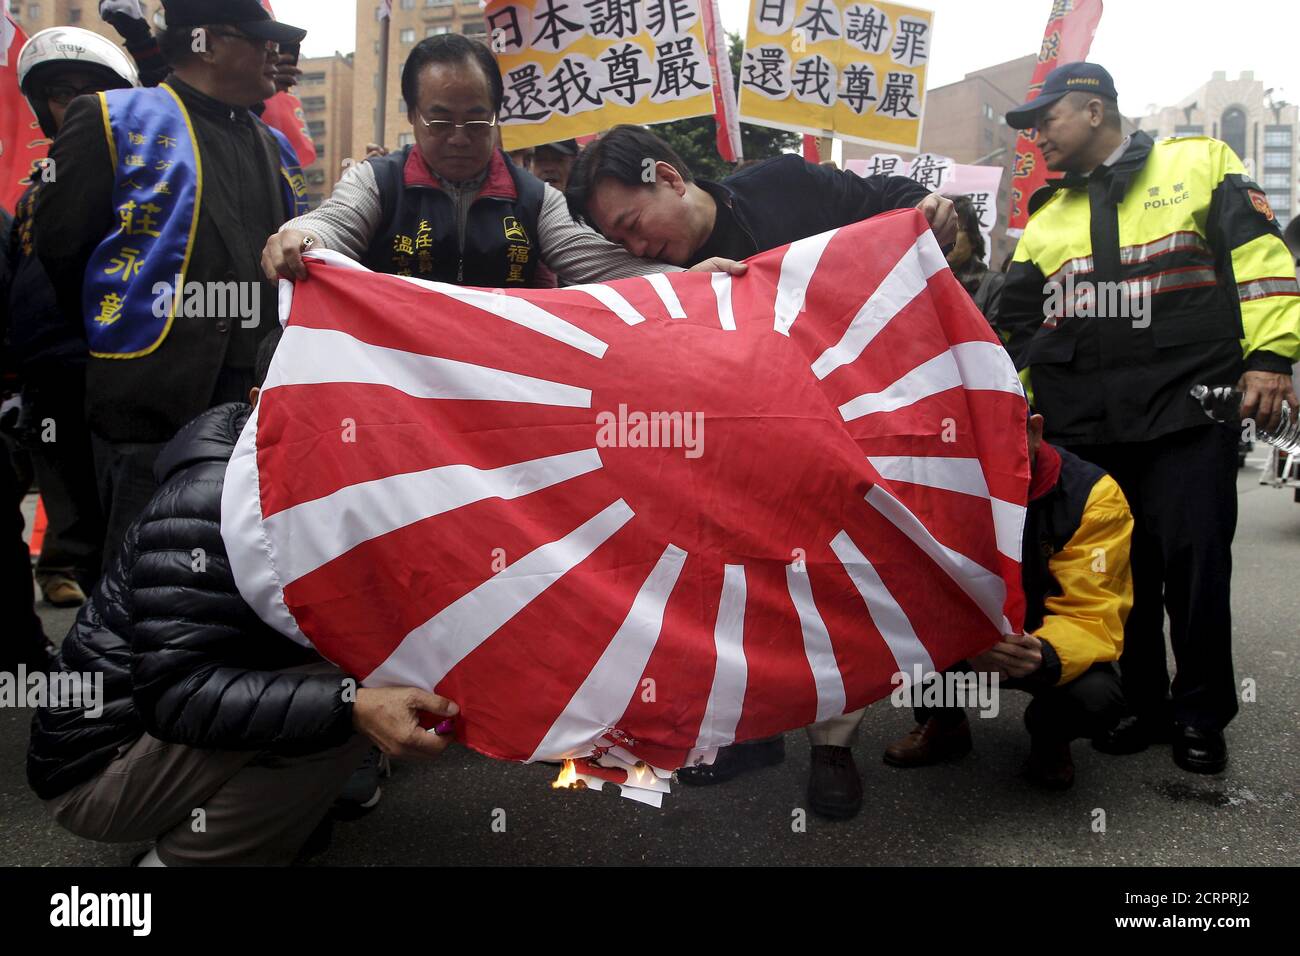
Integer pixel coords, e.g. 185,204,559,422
276,0,1300,117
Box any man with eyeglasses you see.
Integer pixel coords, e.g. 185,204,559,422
35,0,310,565
263,34,739,288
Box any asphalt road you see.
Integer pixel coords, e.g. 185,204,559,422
2,460,1296,866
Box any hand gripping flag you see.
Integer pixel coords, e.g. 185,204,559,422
223,209,1029,780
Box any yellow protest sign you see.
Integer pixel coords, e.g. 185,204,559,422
485,0,717,151
738,0,932,150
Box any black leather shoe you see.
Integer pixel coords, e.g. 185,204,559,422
1092,714,1173,755
677,737,785,786
1172,726,1227,774
808,745,863,819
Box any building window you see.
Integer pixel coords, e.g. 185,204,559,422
397,97,407,113
303,72,327,85
301,96,326,111
426,25,450,36
26,2,40,18
462,21,487,35
398,132,415,147
1221,106,1247,162
1264,151,1292,169
428,0,453,6
1265,126,1293,147
401,0,416,7
400,28,416,42
982,103,993,120
308,120,326,138
1263,172,1291,188
69,6,81,23
1174,124,1203,136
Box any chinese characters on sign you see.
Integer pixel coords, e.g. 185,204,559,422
486,0,715,150
739,0,932,150
848,152,1003,251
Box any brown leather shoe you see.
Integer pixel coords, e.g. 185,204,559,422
883,716,972,767
41,575,86,608
1025,737,1074,789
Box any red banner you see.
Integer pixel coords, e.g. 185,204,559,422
702,0,741,164
224,210,1030,773
259,0,317,168
0,14,48,212
1006,0,1103,235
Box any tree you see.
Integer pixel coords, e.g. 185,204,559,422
653,31,799,179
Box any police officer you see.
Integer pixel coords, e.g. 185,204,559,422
999,63,1300,774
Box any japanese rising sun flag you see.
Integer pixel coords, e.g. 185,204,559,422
223,209,1029,783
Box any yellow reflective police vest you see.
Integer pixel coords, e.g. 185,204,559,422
1001,132,1300,444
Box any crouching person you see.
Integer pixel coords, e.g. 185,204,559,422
27,329,458,865
883,412,1133,788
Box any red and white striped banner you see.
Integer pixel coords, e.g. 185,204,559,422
223,210,1029,775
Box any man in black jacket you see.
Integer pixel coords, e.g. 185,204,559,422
564,124,957,266
36,0,307,566
28,330,459,866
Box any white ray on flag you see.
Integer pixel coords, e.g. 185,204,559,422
529,543,688,761
990,498,1026,563
811,232,949,380
866,484,1012,634
870,455,1025,562
830,529,935,674
868,455,990,498
645,273,687,318
264,449,604,586
266,326,591,407
774,229,838,336
839,341,1022,421
563,283,648,326
710,271,736,330
695,563,748,749
369,499,637,689
785,564,847,723
422,285,609,358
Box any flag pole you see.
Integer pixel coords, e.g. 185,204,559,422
376,4,392,146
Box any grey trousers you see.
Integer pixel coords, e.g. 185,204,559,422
46,668,369,866
806,709,867,747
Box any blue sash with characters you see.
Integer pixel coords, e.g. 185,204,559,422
83,84,307,359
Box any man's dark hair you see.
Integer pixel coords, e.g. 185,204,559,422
565,125,694,226
156,24,200,67
254,325,284,390
400,34,503,118
952,196,986,263
1064,89,1123,131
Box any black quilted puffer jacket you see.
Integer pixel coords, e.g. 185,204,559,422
27,403,356,800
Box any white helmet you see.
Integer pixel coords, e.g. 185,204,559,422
18,27,139,135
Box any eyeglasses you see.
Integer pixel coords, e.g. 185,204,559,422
206,29,279,52
44,83,104,106
416,113,498,137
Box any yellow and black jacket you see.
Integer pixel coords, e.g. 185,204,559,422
1020,444,1133,687
1001,131,1300,445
